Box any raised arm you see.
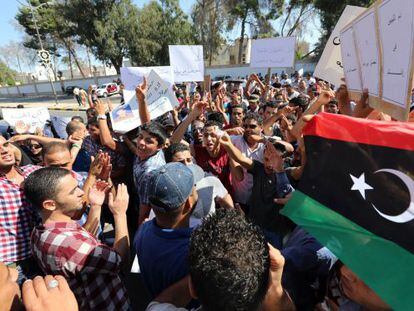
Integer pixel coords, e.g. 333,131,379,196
218,133,253,171
170,101,206,144
290,90,335,139
136,77,151,125
94,100,117,151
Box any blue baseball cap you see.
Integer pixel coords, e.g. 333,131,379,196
148,162,194,212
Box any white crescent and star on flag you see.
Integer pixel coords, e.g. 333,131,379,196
350,170,414,223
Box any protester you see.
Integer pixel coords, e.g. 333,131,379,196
0,135,42,285
134,163,198,298
25,167,131,310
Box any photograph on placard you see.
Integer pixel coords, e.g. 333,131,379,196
378,0,414,120
340,25,363,98
353,6,381,98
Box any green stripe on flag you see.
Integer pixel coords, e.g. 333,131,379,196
281,190,414,311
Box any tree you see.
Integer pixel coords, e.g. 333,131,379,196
129,0,198,66
313,0,374,58
224,0,284,64
191,0,227,66
15,0,86,78
61,0,142,73
0,61,18,86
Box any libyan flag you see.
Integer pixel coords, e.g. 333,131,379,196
281,112,414,310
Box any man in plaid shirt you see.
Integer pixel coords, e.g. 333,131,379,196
24,167,130,310
0,135,41,284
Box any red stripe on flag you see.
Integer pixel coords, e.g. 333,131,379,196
303,113,414,152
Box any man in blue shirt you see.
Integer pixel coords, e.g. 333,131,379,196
134,162,199,298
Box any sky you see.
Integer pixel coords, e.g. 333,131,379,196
0,0,320,73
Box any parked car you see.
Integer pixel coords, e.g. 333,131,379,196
96,83,119,97
65,85,81,96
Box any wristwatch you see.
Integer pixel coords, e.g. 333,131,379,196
97,114,107,120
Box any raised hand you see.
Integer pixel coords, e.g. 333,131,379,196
108,184,129,216
94,99,107,115
88,180,111,207
135,77,147,101
265,141,283,173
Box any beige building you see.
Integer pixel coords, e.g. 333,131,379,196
210,38,252,66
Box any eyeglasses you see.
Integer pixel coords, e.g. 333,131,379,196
243,124,258,129
29,144,42,150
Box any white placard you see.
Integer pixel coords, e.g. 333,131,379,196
168,45,204,82
120,66,174,110
378,0,414,108
340,26,363,92
111,69,179,133
353,7,380,97
146,70,180,107
250,37,296,68
314,6,366,87
2,107,50,134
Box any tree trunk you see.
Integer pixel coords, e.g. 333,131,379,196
69,48,86,78
238,8,248,64
68,48,74,79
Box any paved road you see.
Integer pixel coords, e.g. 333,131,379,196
0,94,122,109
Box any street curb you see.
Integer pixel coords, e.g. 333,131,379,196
0,106,88,112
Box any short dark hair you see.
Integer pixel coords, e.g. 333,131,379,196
189,209,270,311
42,141,70,158
87,116,99,128
24,167,71,208
140,121,168,146
264,102,277,110
203,120,222,130
244,111,263,125
70,116,84,123
66,120,84,136
164,143,190,163
207,111,225,126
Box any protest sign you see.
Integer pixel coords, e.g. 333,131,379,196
2,107,50,134
353,6,381,100
314,6,366,88
168,45,204,82
377,0,414,121
111,69,179,133
120,66,174,109
340,24,363,99
249,37,296,69
110,103,139,134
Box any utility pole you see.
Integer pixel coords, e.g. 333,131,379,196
27,0,59,105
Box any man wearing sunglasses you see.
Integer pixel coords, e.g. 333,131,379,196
230,112,266,213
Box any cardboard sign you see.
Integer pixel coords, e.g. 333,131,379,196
340,25,363,97
377,0,414,120
353,6,381,98
111,69,179,133
250,37,296,68
169,45,204,82
314,6,366,88
120,66,174,110
2,107,50,134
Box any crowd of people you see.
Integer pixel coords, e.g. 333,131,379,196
1,70,412,311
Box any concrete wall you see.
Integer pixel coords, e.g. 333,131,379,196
0,64,315,97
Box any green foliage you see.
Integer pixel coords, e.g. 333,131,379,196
313,0,374,58
0,61,17,86
131,0,198,66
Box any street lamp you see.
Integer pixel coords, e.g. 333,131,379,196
17,0,59,105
